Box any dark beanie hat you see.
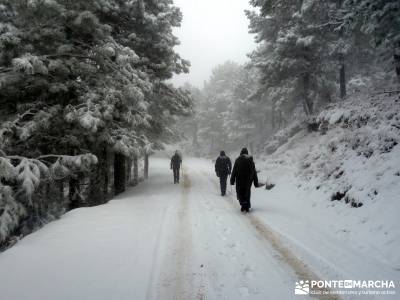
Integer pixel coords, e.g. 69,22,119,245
240,148,248,155
220,151,225,156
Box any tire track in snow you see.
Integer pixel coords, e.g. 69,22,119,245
150,167,193,300
203,170,340,300
247,216,339,300
173,168,194,300
145,206,168,300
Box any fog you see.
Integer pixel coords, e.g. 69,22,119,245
172,0,256,88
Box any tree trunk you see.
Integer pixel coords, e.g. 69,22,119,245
144,153,149,180
394,46,400,83
271,102,276,131
337,0,347,99
114,153,126,195
249,141,254,155
89,146,108,205
69,177,81,210
339,53,347,99
210,136,215,155
126,158,132,184
193,122,198,147
302,73,313,115
103,147,109,198
133,156,139,186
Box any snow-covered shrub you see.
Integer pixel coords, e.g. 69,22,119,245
263,121,305,154
0,153,98,245
0,157,25,243
347,75,372,94
12,54,48,75
0,184,26,243
265,92,400,209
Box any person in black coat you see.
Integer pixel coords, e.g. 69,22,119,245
215,151,232,196
170,151,182,184
230,148,259,212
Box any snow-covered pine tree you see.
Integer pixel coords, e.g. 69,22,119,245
229,66,266,152
201,62,242,154
247,0,337,119
0,0,191,242
1,0,191,168
342,0,400,83
179,62,265,155
178,83,205,155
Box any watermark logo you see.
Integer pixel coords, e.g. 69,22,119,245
295,280,397,296
295,280,310,295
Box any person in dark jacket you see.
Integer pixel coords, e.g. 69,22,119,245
170,151,182,184
230,148,259,212
215,151,232,196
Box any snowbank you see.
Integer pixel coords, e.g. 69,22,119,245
256,93,400,269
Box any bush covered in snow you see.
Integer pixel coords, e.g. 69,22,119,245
262,93,400,208
262,121,306,155
0,152,97,244
0,184,26,244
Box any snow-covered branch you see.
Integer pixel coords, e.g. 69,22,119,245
0,153,98,203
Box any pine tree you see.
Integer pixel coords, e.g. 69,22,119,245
342,0,400,83
181,62,265,155
0,0,191,165
247,0,336,119
0,0,192,240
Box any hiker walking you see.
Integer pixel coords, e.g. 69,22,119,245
215,151,232,196
230,148,259,212
170,150,182,184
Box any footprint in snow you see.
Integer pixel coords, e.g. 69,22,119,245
223,227,232,235
243,267,254,279
238,286,250,297
227,242,237,249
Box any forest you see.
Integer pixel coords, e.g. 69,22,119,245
0,0,193,246
0,1,399,299
180,0,400,156
0,0,399,252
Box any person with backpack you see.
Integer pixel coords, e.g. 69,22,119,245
215,151,232,196
230,148,260,212
170,150,182,184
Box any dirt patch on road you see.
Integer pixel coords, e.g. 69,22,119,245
248,216,339,300
174,168,194,300
183,172,191,190
206,173,340,300
149,168,194,300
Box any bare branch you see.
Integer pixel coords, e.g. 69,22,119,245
374,90,400,95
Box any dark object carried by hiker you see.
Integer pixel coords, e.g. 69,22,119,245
265,183,275,190
215,151,232,196
171,150,182,184
230,148,261,212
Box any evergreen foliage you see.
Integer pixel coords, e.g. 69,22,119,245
0,0,192,242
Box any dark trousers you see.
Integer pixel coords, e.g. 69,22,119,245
219,174,228,195
236,185,251,210
173,168,180,183
219,175,228,196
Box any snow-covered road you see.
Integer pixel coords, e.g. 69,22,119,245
0,157,398,300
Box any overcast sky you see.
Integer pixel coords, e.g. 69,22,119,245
171,0,256,88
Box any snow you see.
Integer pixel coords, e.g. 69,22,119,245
250,93,400,295
0,157,303,299
12,54,48,75
0,155,399,299
256,151,400,281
